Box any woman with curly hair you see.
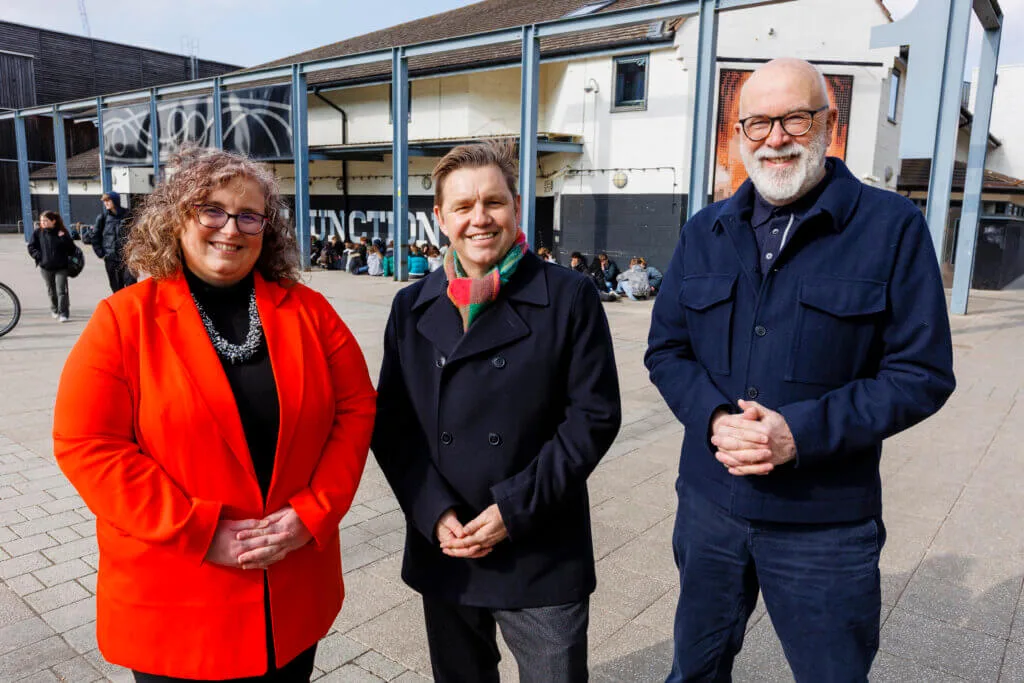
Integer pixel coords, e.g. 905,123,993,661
52,146,376,682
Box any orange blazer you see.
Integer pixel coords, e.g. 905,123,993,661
53,272,376,679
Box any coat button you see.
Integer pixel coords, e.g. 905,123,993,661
492,356,506,369
440,432,453,445
435,356,446,368
754,325,767,337
488,432,502,446
746,387,759,399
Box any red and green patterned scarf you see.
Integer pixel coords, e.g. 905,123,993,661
445,231,529,331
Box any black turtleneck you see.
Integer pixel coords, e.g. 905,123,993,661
183,267,279,501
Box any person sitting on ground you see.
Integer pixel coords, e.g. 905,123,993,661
367,245,384,277
426,245,443,272
536,247,557,264
616,257,652,301
569,251,588,274
642,257,663,294
344,241,365,274
408,244,428,279
596,252,620,292
310,235,323,266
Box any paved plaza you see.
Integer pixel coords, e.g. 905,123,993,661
0,233,1022,682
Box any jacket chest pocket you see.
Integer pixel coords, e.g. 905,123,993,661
787,277,887,386
681,274,736,375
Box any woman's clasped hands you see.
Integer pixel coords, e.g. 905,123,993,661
205,505,313,570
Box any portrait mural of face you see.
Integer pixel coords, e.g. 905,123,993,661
713,69,853,202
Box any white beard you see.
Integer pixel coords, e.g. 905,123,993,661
740,131,828,204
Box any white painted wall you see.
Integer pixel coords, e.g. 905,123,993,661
30,167,147,198
968,64,1024,180
292,0,899,203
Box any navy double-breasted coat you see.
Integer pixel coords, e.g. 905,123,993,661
372,252,622,608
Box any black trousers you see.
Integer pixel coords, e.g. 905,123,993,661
133,578,317,682
422,594,589,683
104,256,137,293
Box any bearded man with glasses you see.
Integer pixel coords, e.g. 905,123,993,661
646,58,955,682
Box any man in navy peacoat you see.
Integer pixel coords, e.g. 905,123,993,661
373,142,621,683
646,59,955,682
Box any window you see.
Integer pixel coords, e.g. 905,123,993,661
562,1,616,18
887,69,900,123
388,82,412,124
613,54,648,111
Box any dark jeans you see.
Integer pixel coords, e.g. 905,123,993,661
668,483,884,683
423,595,589,683
104,256,137,293
40,268,69,317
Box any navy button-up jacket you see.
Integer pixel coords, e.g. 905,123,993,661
645,159,955,523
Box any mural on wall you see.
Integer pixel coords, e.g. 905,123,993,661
222,85,292,159
712,69,853,202
103,84,293,164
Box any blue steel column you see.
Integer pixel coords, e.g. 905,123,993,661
212,77,224,150
96,98,112,194
924,0,972,260
291,64,311,269
519,25,540,247
687,0,719,218
52,107,72,228
149,89,160,182
392,47,409,282
951,20,1002,315
14,116,33,241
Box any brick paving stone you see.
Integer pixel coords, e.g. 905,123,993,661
41,537,97,565
41,497,85,517
314,632,370,672
61,620,97,655
18,506,51,521
82,553,100,570
4,533,60,558
12,475,74,496
70,521,95,538
0,486,19,499
21,466,62,482
0,635,77,681
390,672,431,683
24,582,91,614
0,526,16,544
33,559,94,588
0,509,26,526
76,572,98,595
0,552,53,580
0,473,28,487
50,655,105,682
6,572,45,597
354,651,407,680
18,669,60,682
0,616,54,657
82,648,134,682
10,511,86,539
0,491,55,514
318,664,386,682
47,527,80,544
40,597,95,632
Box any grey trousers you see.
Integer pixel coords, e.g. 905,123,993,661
40,268,69,317
423,595,589,683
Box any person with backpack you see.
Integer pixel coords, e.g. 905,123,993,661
27,210,76,322
92,191,137,293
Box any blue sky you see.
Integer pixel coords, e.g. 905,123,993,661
0,0,1020,68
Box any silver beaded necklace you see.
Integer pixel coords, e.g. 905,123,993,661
191,287,263,364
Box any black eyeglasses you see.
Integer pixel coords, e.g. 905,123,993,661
193,204,267,235
738,105,830,142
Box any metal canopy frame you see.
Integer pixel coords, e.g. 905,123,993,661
872,0,1005,314
12,0,1003,301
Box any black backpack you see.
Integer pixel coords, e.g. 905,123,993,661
67,245,85,278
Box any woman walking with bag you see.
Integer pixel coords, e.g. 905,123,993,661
27,210,75,322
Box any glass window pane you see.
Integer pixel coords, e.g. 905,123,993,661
888,71,900,121
614,55,648,108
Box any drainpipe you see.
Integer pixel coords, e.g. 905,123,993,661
313,88,349,237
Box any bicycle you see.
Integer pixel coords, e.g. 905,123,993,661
0,282,21,338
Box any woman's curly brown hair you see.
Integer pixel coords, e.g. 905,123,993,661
124,145,300,283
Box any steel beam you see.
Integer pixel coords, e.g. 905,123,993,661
52,108,72,229
405,28,521,58
951,19,1002,315
291,64,312,270
520,25,541,247
392,48,410,282
149,89,160,183
212,77,224,149
925,0,973,261
537,140,584,154
95,98,113,194
13,116,33,241
687,0,720,218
